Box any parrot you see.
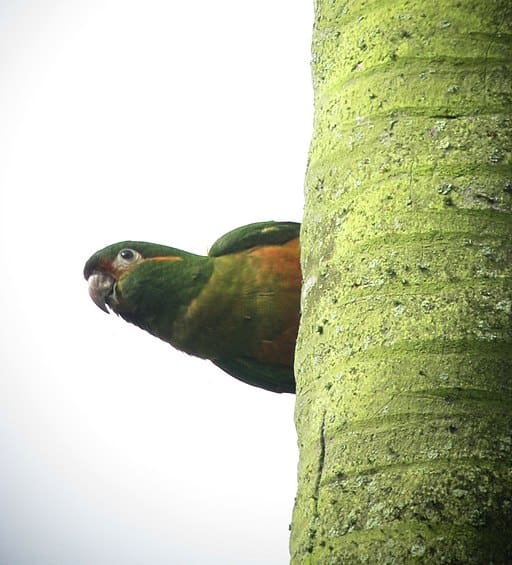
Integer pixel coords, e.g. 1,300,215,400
84,221,301,393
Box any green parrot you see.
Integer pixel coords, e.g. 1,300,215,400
84,221,301,393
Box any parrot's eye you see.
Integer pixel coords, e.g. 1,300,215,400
116,248,141,266
119,249,135,260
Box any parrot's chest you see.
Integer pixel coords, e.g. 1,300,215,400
170,283,272,359
169,256,297,362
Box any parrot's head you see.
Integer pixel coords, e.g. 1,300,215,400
83,241,203,316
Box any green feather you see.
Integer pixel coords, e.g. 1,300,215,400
209,221,300,257
212,357,295,394
118,254,214,340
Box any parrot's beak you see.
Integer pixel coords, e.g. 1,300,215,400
87,273,115,314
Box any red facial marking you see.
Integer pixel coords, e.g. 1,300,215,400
96,257,115,275
95,255,183,281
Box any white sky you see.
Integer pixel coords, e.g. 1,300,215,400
0,1,313,564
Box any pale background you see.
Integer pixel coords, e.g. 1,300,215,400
0,1,313,564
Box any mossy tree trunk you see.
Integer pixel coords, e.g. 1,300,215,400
292,0,512,562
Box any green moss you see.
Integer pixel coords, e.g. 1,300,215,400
292,0,512,562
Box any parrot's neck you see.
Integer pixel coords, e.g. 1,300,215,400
117,253,214,344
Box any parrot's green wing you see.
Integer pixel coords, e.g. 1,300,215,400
212,357,296,394
209,221,300,257
207,220,300,393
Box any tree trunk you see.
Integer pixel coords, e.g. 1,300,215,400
291,0,512,562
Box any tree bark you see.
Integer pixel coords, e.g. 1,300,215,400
292,0,512,562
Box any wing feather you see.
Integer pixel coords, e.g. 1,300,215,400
209,221,300,257
211,357,296,393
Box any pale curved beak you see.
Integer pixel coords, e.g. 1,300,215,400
87,273,115,313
